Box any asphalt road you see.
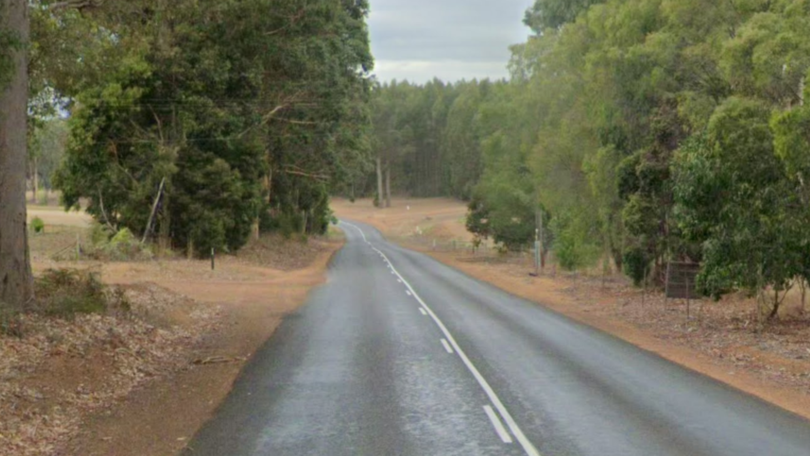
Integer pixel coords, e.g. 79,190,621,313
184,221,810,456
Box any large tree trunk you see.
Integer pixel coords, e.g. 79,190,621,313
375,156,384,208
0,0,34,310
385,162,391,208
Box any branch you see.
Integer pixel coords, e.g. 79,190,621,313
282,167,330,182
47,0,104,12
237,104,288,138
97,188,117,232
273,117,319,126
265,8,307,36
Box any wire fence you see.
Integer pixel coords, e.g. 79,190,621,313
396,234,635,288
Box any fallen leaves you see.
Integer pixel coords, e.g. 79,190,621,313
0,284,221,456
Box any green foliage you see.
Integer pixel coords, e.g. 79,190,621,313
523,0,605,32
622,247,650,286
49,0,373,256
0,9,22,90
30,217,45,234
551,213,600,271
771,102,810,193
88,225,152,261
465,195,491,241
28,118,69,193
674,97,810,317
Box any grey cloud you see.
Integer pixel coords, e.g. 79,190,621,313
368,0,533,82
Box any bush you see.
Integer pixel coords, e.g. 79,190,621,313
31,216,45,234
33,269,129,318
622,247,650,286
84,224,153,261
90,222,115,246
279,213,303,239
550,214,600,271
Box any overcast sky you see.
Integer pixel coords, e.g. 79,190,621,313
368,0,535,84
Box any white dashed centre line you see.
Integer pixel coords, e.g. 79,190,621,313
419,307,427,316
339,221,541,456
441,338,454,354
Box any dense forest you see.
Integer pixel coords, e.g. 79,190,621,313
366,0,810,318
0,0,373,308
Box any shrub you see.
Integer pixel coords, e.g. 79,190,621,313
31,216,45,234
279,213,303,239
34,269,109,317
87,224,153,261
622,247,650,286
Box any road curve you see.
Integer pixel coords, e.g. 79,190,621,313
184,221,810,456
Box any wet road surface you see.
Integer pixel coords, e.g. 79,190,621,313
184,221,810,456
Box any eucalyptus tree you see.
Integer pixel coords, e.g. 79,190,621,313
0,0,32,309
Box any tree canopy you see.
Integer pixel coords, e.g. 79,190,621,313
46,0,374,254
364,0,810,318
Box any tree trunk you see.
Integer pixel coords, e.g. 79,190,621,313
251,218,260,240
31,156,38,204
159,192,171,251
767,289,781,321
0,0,34,310
375,156,384,208
385,162,391,208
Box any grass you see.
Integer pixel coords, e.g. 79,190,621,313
28,224,88,261
33,269,129,319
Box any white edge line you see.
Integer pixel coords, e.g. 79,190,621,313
484,405,513,444
419,307,427,315
341,221,368,242
440,338,454,354
341,221,540,456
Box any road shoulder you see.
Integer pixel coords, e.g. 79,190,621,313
61,238,344,456
422,249,810,423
